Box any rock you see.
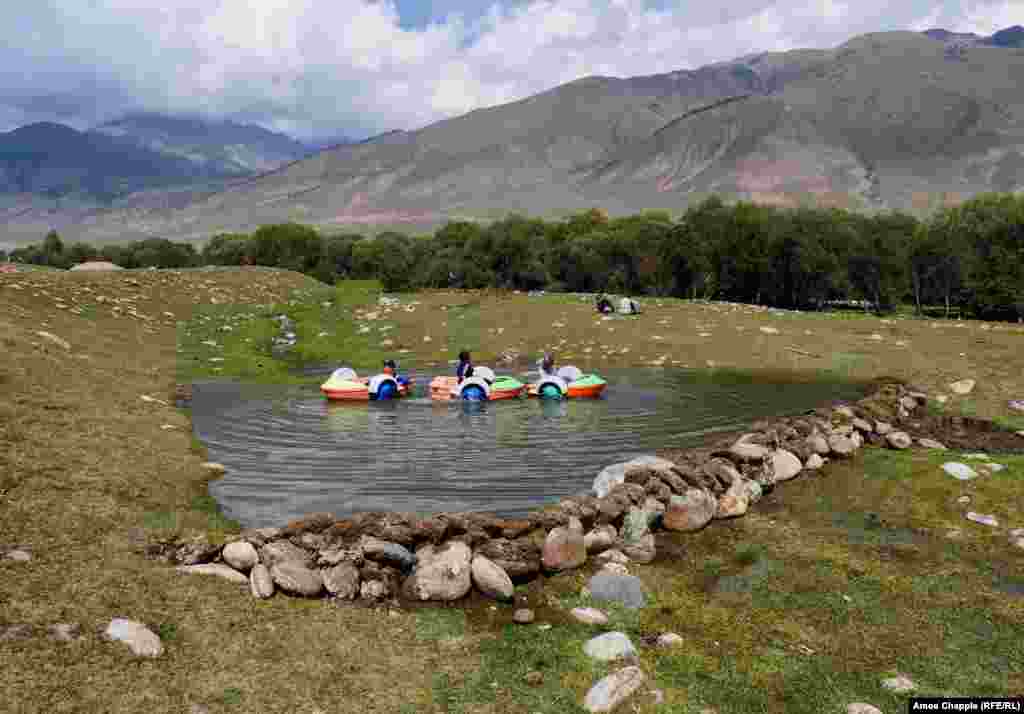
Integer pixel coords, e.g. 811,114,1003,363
541,526,586,571
104,618,163,658
659,489,716,528
886,431,912,449
361,537,417,571
918,438,947,450
642,497,665,521
404,541,472,601
656,632,684,648
804,454,825,470
567,516,585,535
1018,431,1024,438
222,541,258,571
513,608,535,624
360,580,389,599
771,449,803,482
583,666,645,713
36,331,70,350
966,512,998,527
601,562,630,576
323,562,360,599
852,418,873,433
259,540,312,567
942,462,978,480
475,538,540,579
881,675,917,693
524,671,544,687
715,479,749,519
584,525,617,553
728,438,770,462
317,546,363,568
949,378,976,395
850,431,864,449
471,555,514,600
270,561,324,597
806,434,830,455
588,573,646,609
742,479,763,503
847,704,883,714
621,533,656,564
250,564,275,599
175,539,221,566
874,421,893,435
937,395,950,405
176,563,249,585
596,549,630,564
759,326,779,334
48,623,82,642
1,624,33,641
201,462,226,475
584,632,637,661
899,396,918,411
834,405,856,419
572,607,609,625
621,508,650,544
5,549,32,562
593,456,678,498
827,435,857,458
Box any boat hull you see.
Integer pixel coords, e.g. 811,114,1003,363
321,376,409,402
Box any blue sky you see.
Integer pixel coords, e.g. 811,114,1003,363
0,1,1018,141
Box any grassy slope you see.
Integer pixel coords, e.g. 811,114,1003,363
1,269,1022,714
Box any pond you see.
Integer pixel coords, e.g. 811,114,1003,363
192,368,869,528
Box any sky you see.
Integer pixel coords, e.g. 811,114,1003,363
0,0,1019,142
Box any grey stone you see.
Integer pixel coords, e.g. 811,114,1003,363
471,555,514,600
513,608,535,624
176,563,249,585
593,456,678,498
584,525,617,553
919,438,947,450
621,508,650,544
48,623,82,642
541,526,586,571
104,618,163,657
881,675,917,693
583,666,645,713
588,573,646,609
323,562,360,599
595,549,630,564
270,561,324,597
360,580,389,599
804,453,825,470
5,549,32,562
834,405,856,419
404,541,472,601
656,632,684,648
621,533,656,563
874,421,893,435
943,462,978,480
663,490,716,532
771,449,802,482
852,418,873,433
827,435,857,457
806,434,831,455
728,437,770,462
886,431,913,449
221,541,258,571
571,607,609,625
361,537,416,571
584,631,637,661
250,564,274,599
259,540,312,567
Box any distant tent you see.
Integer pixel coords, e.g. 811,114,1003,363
70,261,124,271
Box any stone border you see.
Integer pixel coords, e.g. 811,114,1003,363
155,382,967,603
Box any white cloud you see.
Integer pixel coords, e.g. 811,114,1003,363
0,1,1017,139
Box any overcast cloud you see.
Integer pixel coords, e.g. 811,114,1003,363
0,0,1018,141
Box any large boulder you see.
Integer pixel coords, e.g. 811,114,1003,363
250,564,275,599
259,540,312,568
541,526,586,571
103,618,163,658
584,525,617,553
663,490,716,532
470,555,514,600
583,632,637,661
475,538,540,579
728,436,771,462
361,537,417,571
583,666,645,713
806,433,831,455
269,561,324,597
770,449,803,482
588,573,646,609
403,541,473,601
886,431,913,450
176,563,249,585
222,541,259,571
593,456,678,498
827,435,857,458
323,562,360,599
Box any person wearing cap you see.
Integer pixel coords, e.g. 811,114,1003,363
456,350,474,383
538,352,557,378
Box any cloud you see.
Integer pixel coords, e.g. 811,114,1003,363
0,1,1017,140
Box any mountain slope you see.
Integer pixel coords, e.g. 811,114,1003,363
93,114,317,174
5,27,1024,244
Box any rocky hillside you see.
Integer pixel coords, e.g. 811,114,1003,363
3,27,1023,244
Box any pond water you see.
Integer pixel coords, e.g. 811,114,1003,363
192,368,869,528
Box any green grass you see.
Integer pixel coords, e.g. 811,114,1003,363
176,279,389,384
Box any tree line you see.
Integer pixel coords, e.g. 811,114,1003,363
5,191,1022,320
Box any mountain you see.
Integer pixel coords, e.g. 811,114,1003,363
93,113,315,174
922,24,1024,48
3,27,1023,245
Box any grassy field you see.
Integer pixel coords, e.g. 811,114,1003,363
2,268,1023,714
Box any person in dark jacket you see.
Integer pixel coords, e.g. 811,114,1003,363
456,350,474,383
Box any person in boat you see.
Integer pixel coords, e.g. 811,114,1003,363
537,351,557,378
382,359,397,376
595,294,613,314
456,350,474,383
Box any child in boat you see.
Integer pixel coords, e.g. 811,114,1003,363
456,350,474,383
538,352,556,378
382,359,397,376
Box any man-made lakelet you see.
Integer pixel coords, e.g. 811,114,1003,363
193,368,868,528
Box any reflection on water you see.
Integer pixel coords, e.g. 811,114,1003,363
193,369,868,527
